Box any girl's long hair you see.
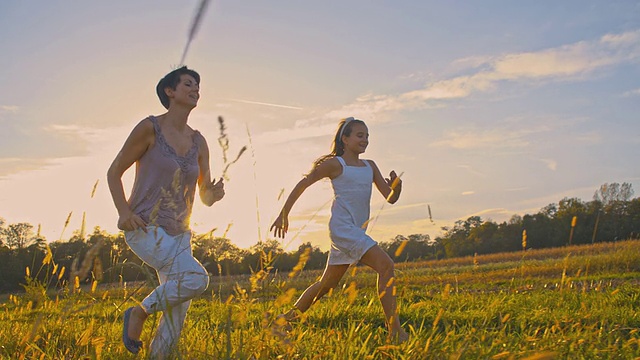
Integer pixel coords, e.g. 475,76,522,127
312,118,365,169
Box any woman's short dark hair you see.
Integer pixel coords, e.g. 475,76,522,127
156,66,201,109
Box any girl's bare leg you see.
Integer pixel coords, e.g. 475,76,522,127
286,263,350,317
359,245,408,342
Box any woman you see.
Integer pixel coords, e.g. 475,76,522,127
107,66,224,357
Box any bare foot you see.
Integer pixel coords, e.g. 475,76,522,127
275,308,301,332
388,328,409,343
283,308,301,321
275,314,293,332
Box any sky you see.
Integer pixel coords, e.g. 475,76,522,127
1,1,639,251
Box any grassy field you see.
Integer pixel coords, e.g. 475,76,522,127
2,240,640,359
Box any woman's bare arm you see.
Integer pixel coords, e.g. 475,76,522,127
107,119,154,231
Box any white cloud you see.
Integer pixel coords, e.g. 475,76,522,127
457,165,487,178
461,191,475,196
253,122,337,145
491,30,640,81
504,187,528,192
575,131,602,145
326,30,640,115
402,75,495,101
0,105,19,113
538,158,558,171
251,30,640,147
0,105,19,122
0,158,53,178
224,98,304,110
44,124,99,136
450,55,495,71
430,125,549,150
622,88,640,97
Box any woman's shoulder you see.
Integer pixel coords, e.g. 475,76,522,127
131,116,156,136
191,128,206,147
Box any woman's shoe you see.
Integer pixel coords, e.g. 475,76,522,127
122,307,143,354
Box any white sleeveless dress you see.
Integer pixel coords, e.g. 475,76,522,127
328,156,377,265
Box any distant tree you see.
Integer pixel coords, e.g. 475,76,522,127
593,182,635,240
250,239,284,256
0,217,5,247
626,198,640,238
4,222,36,250
469,221,497,254
439,216,483,258
192,234,243,275
540,203,558,218
593,182,634,205
380,234,433,262
246,239,285,270
523,212,558,249
294,242,327,270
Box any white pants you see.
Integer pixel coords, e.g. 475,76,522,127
125,226,209,359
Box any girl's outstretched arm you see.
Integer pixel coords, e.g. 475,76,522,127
369,160,402,204
270,158,341,238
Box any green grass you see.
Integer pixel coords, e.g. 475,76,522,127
2,240,640,359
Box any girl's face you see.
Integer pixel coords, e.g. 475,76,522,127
342,122,369,155
170,74,200,108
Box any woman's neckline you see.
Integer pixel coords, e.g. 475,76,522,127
151,115,198,159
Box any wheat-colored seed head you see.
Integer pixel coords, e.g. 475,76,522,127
394,240,408,258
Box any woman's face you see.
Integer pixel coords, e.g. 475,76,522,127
342,122,369,154
170,74,200,108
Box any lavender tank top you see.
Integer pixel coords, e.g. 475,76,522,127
128,116,200,235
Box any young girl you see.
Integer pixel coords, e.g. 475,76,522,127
107,66,224,357
270,117,409,342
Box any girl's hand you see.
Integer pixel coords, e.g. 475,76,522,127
386,171,402,190
117,210,148,232
202,178,225,205
270,213,289,238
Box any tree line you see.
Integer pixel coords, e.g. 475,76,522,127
0,182,637,293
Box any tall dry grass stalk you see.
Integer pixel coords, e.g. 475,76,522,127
179,0,212,66
245,124,263,243
69,239,104,288
394,240,408,258
90,179,99,198
59,212,72,241
568,215,577,245
216,116,247,181
591,210,601,243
